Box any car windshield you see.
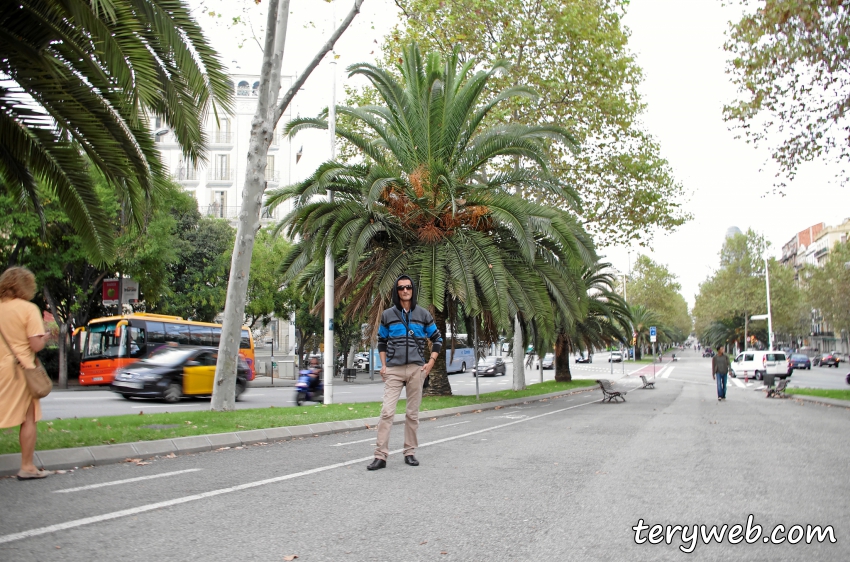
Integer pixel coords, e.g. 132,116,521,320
478,359,498,367
543,354,554,360
140,348,196,367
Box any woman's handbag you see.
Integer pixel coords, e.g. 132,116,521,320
0,325,52,399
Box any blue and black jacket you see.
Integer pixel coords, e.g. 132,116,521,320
377,275,442,367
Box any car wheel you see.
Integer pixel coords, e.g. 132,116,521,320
235,381,246,401
755,371,764,381
121,393,133,400
164,382,182,403
807,365,811,370
461,362,466,372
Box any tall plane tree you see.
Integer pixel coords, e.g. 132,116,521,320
211,0,365,411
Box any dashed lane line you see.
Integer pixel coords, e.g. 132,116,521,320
0,397,602,545
53,469,202,494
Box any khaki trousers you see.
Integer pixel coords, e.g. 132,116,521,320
374,363,425,460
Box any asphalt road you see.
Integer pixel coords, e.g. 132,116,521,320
2,353,848,561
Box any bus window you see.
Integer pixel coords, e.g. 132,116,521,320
240,330,251,350
146,322,165,344
178,324,192,345
190,326,213,346
164,323,182,344
84,321,126,359
211,327,222,346
127,327,147,358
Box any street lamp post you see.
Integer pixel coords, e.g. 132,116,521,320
764,257,774,351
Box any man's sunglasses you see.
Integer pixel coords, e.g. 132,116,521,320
397,285,413,291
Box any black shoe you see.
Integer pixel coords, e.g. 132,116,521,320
404,455,419,466
367,458,386,471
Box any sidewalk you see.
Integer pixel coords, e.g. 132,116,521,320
0,385,597,477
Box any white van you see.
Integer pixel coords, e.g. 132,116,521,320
730,351,790,380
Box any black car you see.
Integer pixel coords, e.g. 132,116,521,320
473,358,506,377
111,347,248,403
818,353,841,368
575,354,592,364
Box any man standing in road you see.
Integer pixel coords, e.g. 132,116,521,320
712,346,731,401
367,275,442,471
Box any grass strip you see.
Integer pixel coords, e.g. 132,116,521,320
786,388,850,401
0,379,595,455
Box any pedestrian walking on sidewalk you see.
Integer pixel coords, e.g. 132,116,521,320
712,346,731,401
367,275,443,471
0,267,52,480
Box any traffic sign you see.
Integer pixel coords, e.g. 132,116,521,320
649,326,657,343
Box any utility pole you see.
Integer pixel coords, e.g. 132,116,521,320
323,5,337,404
764,257,774,351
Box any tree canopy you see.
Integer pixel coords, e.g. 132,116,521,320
0,0,232,263
362,0,689,246
626,255,692,339
724,0,850,187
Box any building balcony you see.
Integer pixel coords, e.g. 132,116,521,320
208,168,234,183
173,167,199,182
265,170,280,183
211,131,234,145
203,205,281,222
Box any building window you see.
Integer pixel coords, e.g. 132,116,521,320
212,154,231,181
215,118,231,144
237,81,250,96
252,81,260,96
266,155,276,182
210,191,227,218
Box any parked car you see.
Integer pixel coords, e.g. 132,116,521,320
818,353,841,368
608,352,623,363
788,354,812,370
575,354,592,364
537,353,554,370
111,347,248,402
473,357,506,377
354,352,370,370
730,350,790,380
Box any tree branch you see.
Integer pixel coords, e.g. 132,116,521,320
273,0,365,124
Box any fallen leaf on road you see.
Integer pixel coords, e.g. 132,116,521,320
420,541,427,545
494,406,502,410
164,453,176,458
430,417,437,421
474,409,482,413
125,458,142,463
136,461,151,466
283,555,298,560
441,551,448,555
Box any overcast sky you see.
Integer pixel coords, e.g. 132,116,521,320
195,0,847,306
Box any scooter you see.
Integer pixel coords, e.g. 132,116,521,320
845,372,850,386
672,354,678,362
295,368,324,405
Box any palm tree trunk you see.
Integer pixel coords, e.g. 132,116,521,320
424,306,452,396
554,333,572,382
512,316,526,391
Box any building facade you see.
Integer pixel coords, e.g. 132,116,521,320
154,73,298,360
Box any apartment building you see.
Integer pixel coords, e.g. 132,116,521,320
779,223,824,279
154,73,295,226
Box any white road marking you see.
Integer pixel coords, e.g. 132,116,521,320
43,395,117,401
130,404,198,409
53,469,202,494
666,377,712,386
731,377,746,388
436,421,470,428
330,437,375,447
0,397,601,545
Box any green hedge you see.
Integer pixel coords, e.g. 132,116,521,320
37,347,80,381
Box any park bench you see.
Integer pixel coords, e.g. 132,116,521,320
596,379,625,403
766,377,789,399
639,375,655,389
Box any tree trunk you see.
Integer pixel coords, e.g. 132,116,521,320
512,316,526,391
554,333,572,382
424,306,452,396
57,321,69,388
211,0,364,411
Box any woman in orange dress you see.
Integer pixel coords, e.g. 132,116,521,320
0,267,51,480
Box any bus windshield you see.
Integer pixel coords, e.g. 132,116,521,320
84,321,126,359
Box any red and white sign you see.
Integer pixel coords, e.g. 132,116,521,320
103,279,120,306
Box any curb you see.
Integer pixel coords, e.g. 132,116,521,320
0,386,599,477
787,393,850,410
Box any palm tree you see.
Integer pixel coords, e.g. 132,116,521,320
629,304,665,360
0,0,232,264
551,264,631,381
268,44,596,395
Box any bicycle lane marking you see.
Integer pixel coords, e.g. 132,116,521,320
0,397,602,545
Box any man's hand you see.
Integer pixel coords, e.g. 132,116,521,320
380,365,387,381
421,358,436,376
